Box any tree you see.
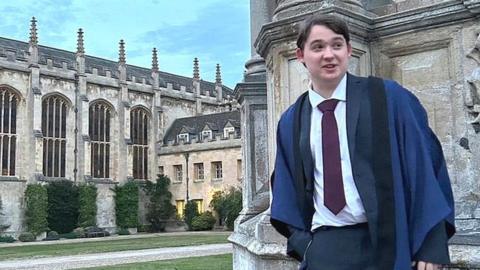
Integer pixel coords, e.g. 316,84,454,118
209,187,242,230
209,190,227,226
143,175,176,232
184,200,199,231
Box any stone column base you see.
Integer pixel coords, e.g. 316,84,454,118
229,210,299,270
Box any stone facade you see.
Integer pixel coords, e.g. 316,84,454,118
231,0,480,269
0,19,234,236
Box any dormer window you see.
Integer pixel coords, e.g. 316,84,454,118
201,130,212,141
223,126,235,138
177,133,189,143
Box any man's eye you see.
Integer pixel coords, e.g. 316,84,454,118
333,43,343,49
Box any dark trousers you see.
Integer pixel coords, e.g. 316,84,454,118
305,223,376,270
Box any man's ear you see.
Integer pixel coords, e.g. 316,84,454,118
296,48,304,63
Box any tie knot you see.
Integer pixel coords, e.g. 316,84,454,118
318,99,339,113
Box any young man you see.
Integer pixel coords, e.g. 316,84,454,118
270,14,455,270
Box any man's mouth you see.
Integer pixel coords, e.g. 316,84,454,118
323,64,336,69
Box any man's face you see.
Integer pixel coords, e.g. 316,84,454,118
296,25,352,89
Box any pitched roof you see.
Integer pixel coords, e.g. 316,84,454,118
163,110,240,143
0,37,234,97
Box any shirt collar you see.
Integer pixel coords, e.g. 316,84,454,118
308,73,347,108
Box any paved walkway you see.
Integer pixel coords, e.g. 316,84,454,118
0,243,232,270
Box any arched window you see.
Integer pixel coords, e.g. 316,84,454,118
131,107,149,180
42,95,67,177
0,87,18,176
89,101,112,178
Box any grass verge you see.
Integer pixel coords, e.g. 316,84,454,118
0,234,229,261
78,254,233,270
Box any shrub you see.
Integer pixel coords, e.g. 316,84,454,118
44,230,60,241
78,184,97,228
18,232,35,242
47,180,79,234
117,228,130,235
191,211,216,231
137,224,151,233
143,175,176,232
0,235,15,243
224,187,242,230
60,232,78,239
24,184,48,236
184,200,199,231
210,187,242,230
73,227,85,238
113,181,139,228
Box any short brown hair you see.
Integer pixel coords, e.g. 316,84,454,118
296,14,350,50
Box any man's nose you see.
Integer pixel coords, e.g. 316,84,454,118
323,46,334,58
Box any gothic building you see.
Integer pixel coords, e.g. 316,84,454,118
0,17,234,234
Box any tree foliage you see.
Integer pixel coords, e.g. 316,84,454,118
47,180,79,234
24,184,48,236
191,211,216,231
113,181,139,228
78,184,97,228
209,187,242,230
143,175,176,232
184,200,199,231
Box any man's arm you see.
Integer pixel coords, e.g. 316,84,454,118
414,220,450,269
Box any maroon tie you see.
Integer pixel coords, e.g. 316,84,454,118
318,99,346,215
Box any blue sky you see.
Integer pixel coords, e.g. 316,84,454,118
0,0,250,88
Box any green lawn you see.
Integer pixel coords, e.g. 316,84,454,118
79,254,233,270
0,234,229,261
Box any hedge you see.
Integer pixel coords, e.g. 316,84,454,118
24,184,48,236
113,181,139,228
78,184,97,228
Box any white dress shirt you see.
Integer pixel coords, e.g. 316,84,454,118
309,74,367,231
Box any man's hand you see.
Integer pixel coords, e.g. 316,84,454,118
412,261,442,270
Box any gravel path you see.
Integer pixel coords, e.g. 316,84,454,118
0,243,232,270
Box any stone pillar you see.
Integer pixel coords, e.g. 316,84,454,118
118,40,131,182
215,64,223,102
229,0,299,269
75,28,87,182
151,48,161,179
193,57,202,115
28,17,44,181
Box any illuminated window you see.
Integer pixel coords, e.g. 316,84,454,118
176,200,185,217
193,199,203,214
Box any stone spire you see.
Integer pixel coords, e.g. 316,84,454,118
215,64,222,84
152,48,159,72
77,28,85,55
119,39,126,64
193,57,200,79
29,17,38,46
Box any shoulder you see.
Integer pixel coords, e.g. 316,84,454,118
278,91,308,128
